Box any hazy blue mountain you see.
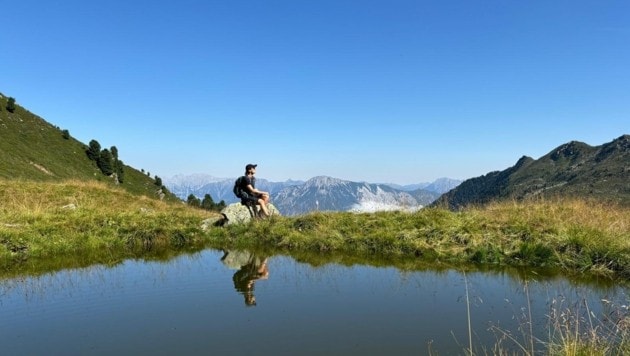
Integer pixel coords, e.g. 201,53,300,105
423,178,463,194
384,183,430,191
385,178,461,194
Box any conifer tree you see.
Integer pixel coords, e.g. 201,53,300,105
6,97,16,113
201,194,215,210
116,159,125,183
187,194,201,208
110,146,118,161
87,140,101,161
110,146,121,178
97,149,114,175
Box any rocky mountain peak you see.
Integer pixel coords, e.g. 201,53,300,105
549,141,592,161
306,176,346,188
611,134,630,150
596,134,630,162
514,155,534,169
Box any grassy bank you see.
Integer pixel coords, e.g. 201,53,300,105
2,179,629,280
0,179,215,270
209,198,630,280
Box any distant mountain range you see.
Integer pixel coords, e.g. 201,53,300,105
163,175,461,216
165,135,629,215
272,176,445,215
435,135,630,209
164,174,305,204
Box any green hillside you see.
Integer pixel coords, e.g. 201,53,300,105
0,92,179,202
435,135,630,209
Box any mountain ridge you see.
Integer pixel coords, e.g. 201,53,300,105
435,135,630,209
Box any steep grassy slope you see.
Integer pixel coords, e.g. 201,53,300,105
0,93,178,201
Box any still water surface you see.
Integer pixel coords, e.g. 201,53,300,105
1,248,628,355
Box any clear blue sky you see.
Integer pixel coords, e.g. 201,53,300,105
2,1,628,184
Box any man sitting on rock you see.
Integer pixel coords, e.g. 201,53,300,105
239,164,271,218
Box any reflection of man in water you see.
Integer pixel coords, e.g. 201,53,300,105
221,250,269,307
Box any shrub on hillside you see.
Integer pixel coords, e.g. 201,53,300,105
6,97,16,113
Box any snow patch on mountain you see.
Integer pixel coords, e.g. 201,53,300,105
350,185,422,213
350,201,423,213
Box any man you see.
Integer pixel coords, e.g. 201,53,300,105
239,164,271,217
231,252,269,307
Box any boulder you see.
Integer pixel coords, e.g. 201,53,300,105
219,202,280,226
200,215,226,231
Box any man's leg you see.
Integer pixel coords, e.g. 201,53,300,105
257,198,270,217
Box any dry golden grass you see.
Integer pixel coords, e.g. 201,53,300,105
479,198,628,236
1,179,178,214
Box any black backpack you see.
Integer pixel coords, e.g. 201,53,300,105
233,176,245,198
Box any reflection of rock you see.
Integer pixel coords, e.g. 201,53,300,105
220,203,280,225
220,250,254,269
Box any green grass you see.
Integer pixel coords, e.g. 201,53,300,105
0,179,216,272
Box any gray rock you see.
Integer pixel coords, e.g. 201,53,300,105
201,215,227,230
220,203,280,226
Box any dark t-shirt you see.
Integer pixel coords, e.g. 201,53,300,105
240,175,257,201
242,175,255,190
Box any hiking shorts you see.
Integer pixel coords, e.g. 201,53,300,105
241,192,260,204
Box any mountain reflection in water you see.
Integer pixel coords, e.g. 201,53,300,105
0,248,628,355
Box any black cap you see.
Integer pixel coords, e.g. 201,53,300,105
245,164,257,171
